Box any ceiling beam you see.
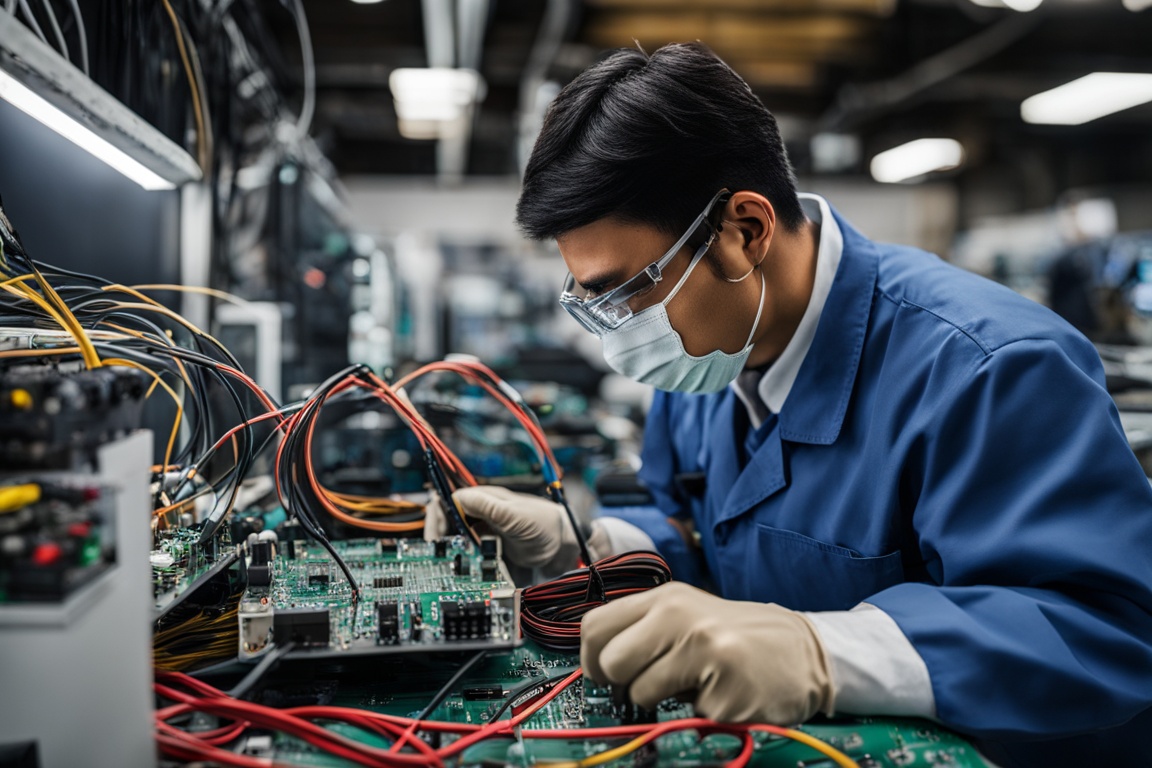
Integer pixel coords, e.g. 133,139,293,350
583,12,877,61
584,0,895,16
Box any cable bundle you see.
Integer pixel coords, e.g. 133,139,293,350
520,551,673,652
273,364,479,597
398,359,604,588
153,665,859,768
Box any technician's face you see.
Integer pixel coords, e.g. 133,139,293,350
556,217,760,358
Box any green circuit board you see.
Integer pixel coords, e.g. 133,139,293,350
246,643,993,768
238,536,518,658
152,526,236,617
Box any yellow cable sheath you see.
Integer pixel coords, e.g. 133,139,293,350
99,322,197,394
158,0,207,172
127,284,251,306
26,268,101,368
0,283,98,368
101,358,184,475
550,724,858,768
762,728,858,768
0,347,82,358
96,297,232,354
0,484,41,514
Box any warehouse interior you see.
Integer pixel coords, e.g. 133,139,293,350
2,0,1152,766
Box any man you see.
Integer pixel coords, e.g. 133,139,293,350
452,42,1152,766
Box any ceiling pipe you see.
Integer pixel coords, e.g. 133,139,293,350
817,11,1043,133
419,0,489,183
518,0,575,176
421,0,455,68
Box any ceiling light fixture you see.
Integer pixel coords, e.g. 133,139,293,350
870,138,965,184
349,0,386,4
0,69,174,190
1021,72,1152,125
389,67,485,140
967,0,1043,10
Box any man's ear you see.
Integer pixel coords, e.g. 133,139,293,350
713,191,775,278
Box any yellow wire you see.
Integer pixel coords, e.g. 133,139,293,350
0,282,100,368
0,346,81,358
773,728,859,768
100,322,196,395
127,284,251,306
548,725,858,768
27,268,102,368
101,358,184,475
159,0,207,172
97,291,232,352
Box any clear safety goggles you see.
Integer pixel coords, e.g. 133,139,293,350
558,189,731,336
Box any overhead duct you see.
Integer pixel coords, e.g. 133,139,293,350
405,0,489,183
518,0,575,176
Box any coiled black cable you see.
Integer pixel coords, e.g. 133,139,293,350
519,551,672,652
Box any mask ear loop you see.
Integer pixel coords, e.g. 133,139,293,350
742,268,767,351
716,220,768,283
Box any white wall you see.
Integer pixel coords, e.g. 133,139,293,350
801,178,959,257
344,175,959,256
343,176,523,240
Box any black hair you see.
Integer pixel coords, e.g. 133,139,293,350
516,41,805,241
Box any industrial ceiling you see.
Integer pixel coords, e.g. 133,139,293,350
269,0,1152,213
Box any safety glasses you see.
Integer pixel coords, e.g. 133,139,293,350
558,189,731,336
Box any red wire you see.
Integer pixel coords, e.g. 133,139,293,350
155,668,807,768
394,361,560,479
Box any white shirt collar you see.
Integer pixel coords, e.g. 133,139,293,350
731,193,843,427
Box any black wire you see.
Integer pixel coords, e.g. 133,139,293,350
228,641,295,700
424,448,479,546
412,650,490,723
519,552,672,652
547,483,604,602
485,668,578,723
274,364,375,600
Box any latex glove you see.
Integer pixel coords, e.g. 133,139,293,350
451,485,607,578
580,581,834,724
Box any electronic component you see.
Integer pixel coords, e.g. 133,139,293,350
0,478,115,603
0,357,148,470
377,600,400,644
462,685,503,701
440,600,490,640
273,608,330,648
152,520,238,619
247,540,273,587
237,536,519,659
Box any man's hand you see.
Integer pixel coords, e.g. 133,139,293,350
580,582,834,724
451,485,605,577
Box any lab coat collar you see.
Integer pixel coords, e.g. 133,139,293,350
776,205,879,445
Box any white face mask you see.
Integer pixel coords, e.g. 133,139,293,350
600,248,766,394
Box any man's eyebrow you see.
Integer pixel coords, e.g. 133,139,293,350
577,272,620,294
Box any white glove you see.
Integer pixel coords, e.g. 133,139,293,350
580,581,834,724
450,485,608,578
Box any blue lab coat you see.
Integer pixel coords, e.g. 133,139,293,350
611,208,1152,767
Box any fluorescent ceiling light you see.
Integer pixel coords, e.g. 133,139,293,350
870,138,964,184
1021,72,1152,125
1001,0,1043,10
349,0,386,3
0,68,174,190
389,68,484,139
968,0,1043,10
